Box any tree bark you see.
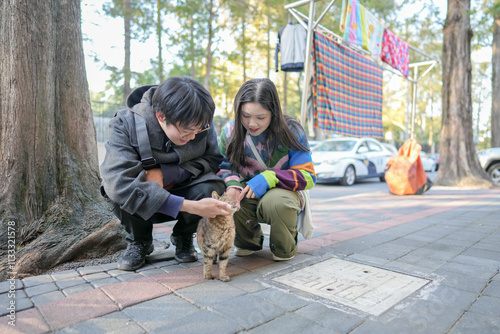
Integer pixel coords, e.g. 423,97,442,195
492,12,500,147
435,0,491,187
204,0,215,90
156,0,165,83
123,0,132,104
0,0,125,280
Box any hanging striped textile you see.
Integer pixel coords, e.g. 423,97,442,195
313,32,384,139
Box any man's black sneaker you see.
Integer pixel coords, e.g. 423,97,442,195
118,241,154,271
170,234,197,263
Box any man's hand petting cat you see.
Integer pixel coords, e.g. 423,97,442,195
180,198,232,218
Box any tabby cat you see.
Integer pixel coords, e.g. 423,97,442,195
196,191,238,282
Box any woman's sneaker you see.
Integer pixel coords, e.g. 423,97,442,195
272,254,295,261
234,247,254,256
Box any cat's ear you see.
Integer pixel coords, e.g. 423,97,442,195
212,191,219,199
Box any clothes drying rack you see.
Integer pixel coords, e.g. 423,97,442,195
284,0,439,139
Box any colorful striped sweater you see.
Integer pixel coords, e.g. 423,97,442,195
218,119,317,199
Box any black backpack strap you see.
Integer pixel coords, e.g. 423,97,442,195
134,113,157,170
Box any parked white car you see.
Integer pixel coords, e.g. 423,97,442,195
420,152,437,172
477,147,500,185
311,137,393,186
381,143,398,156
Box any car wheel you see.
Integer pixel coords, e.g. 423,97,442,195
488,163,500,185
379,174,386,182
340,165,356,186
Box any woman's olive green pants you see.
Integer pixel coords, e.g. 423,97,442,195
234,187,303,259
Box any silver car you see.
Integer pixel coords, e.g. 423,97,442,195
477,147,500,185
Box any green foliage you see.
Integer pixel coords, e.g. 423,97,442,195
87,0,494,148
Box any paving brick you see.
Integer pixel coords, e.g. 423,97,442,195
123,294,199,332
90,277,121,288
22,275,54,288
38,288,119,331
247,312,335,334
451,311,500,333
294,302,365,332
116,273,144,282
0,279,23,294
51,270,79,281
31,290,66,307
175,279,247,308
153,309,244,334
152,268,205,291
226,272,267,293
55,276,87,289
228,254,274,270
433,269,491,294
25,282,59,297
99,262,119,271
482,280,500,298
101,276,171,309
135,263,156,272
137,268,167,277
350,317,439,334
62,283,95,297
397,285,477,331
56,310,144,334
468,295,500,318
83,272,110,282
0,307,50,334
15,297,34,312
210,293,287,330
253,287,309,311
437,262,494,279
77,265,105,276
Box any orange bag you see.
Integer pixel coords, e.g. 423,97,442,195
385,139,432,195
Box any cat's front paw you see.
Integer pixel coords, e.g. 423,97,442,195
204,273,213,280
219,275,230,282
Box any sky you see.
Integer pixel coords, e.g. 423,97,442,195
81,0,158,92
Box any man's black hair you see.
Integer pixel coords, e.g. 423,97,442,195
152,77,215,128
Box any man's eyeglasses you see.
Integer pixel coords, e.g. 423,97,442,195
173,122,210,139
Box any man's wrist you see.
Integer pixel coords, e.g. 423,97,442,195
180,199,195,215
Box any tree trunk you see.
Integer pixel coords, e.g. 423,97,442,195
190,17,196,78
435,0,491,187
492,12,500,147
204,0,215,90
242,18,247,82
156,0,165,83
0,0,126,280
123,0,132,104
266,0,271,78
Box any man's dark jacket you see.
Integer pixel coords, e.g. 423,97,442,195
100,85,224,220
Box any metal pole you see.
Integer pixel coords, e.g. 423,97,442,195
299,0,315,127
284,0,319,10
410,66,419,139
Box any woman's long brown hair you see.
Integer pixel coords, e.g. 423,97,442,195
226,78,308,170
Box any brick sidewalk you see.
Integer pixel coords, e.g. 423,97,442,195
2,186,500,333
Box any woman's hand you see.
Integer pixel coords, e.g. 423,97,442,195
226,187,242,210
239,185,256,200
181,198,232,218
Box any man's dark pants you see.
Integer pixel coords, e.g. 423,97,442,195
112,180,225,246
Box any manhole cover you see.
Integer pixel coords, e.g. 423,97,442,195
273,258,429,315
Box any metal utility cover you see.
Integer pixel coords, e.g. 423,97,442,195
273,258,429,315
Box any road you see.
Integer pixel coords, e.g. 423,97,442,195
309,171,438,200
